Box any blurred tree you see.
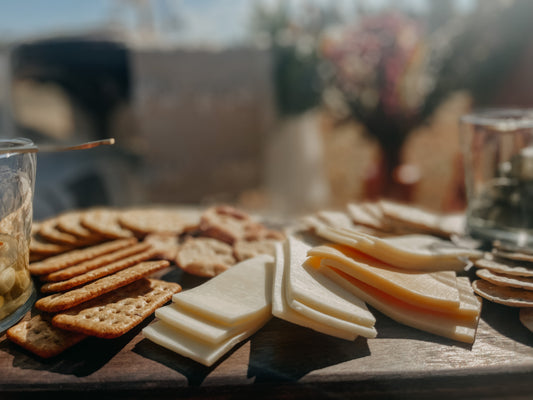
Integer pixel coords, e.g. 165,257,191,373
320,0,533,199
250,1,341,116
251,0,533,201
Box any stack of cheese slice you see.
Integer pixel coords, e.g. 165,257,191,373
307,235,482,343
272,236,377,340
142,254,274,367
314,225,482,271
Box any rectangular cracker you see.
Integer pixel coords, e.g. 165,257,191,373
35,260,170,312
41,242,152,282
52,278,181,338
6,314,87,358
29,238,138,276
41,248,159,293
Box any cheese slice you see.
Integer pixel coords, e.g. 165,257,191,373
320,265,480,344
285,236,375,327
315,226,481,270
143,318,268,367
155,303,270,345
172,255,274,326
272,243,363,340
308,244,462,312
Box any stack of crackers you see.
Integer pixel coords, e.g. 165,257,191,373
7,204,285,358
472,242,533,333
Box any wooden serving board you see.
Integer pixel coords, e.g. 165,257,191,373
1,268,533,399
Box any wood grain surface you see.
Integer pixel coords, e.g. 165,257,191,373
1,268,533,400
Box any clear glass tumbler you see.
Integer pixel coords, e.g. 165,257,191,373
0,138,36,332
461,109,533,246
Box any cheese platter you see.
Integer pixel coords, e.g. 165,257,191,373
2,202,533,399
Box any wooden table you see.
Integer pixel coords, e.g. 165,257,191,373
2,268,533,400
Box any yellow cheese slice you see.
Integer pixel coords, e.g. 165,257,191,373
308,244,461,312
314,226,481,270
143,318,268,367
172,255,274,326
285,236,375,327
319,265,480,343
430,273,481,319
155,303,270,345
272,243,366,340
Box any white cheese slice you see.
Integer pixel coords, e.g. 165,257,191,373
155,303,270,345
320,265,480,344
285,236,375,327
288,298,377,338
143,318,268,367
315,226,481,270
172,255,274,326
308,244,461,312
272,243,374,340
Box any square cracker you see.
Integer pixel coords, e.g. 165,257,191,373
29,238,137,276
52,278,181,338
6,314,86,358
41,242,152,282
40,248,158,293
35,260,170,312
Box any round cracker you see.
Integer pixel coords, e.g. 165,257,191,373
234,239,278,261
475,255,533,277
476,268,533,291
119,207,201,236
176,237,235,277
56,210,104,242
472,279,533,307
143,233,180,261
38,219,94,247
30,234,73,256
492,248,533,263
81,208,134,239
198,205,260,244
519,308,533,333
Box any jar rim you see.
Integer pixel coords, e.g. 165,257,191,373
460,108,533,130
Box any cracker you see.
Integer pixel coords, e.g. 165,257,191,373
6,314,86,358
476,268,533,291
41,242,151,282
38,218,95,247
29,238,137,276
41,248,158,293
198,205,262,245
176,237,235,277
118,207,202,236
143,233,180,261
234,239,278,261
52,278,181,338
80,208,135,239
35,260,169,312
30,233,73,257
519,308,533,333
472,279,533,307
492,248,533,263
474,255,533,277
56,210,104,242
493,240,533,256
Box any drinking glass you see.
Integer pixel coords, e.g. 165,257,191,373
461,109,533,246
0,138,36,332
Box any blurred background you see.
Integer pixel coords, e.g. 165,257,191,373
1,0,533,220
